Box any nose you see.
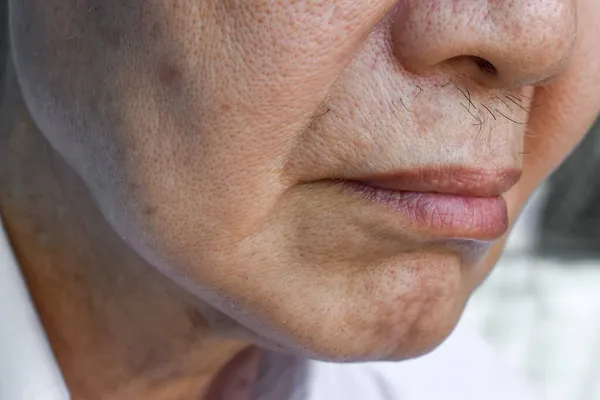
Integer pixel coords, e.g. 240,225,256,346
391,0,576,88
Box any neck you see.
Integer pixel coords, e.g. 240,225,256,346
0,62,260,400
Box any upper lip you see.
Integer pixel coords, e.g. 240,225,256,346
351,166,522,197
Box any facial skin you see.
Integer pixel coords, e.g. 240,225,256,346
8,0,600,364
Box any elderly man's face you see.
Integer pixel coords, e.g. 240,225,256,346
9,0,600,361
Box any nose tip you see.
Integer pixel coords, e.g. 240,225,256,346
392,1,576,88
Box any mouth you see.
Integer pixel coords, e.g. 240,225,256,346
334,167,521,241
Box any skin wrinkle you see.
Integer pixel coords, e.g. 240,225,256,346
2,0,600,398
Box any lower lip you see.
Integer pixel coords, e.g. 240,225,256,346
339,181,509,240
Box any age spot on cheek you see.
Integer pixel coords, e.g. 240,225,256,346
157,60,182,87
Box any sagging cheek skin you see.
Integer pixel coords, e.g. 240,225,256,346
7,0,600,364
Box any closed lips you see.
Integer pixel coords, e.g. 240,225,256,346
337,167,522,240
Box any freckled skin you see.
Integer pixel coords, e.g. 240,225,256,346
8,0,600,364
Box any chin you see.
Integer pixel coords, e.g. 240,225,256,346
204,250,474,364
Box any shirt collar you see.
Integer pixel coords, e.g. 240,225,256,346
0,216,70,400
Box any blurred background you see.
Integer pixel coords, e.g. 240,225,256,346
463,120,600,400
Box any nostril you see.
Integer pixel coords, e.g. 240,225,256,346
472,57,498,76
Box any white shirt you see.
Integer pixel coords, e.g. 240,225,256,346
252,324,539,400
0,217,538,400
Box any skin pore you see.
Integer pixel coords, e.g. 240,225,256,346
2,0,600,399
